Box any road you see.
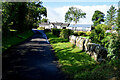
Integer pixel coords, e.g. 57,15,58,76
2,30,66,80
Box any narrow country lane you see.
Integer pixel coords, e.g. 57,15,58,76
2,30,65,80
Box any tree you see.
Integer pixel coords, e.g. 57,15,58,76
90,24,106,46
105,5,117,29
65,7,86,24
26,2,47,27
41,18,48,23
2,2,28,33
106,8,120,59
2,2,47,33
92,10,105,26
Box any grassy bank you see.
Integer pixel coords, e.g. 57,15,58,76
46,32,120,80
2,30,34,52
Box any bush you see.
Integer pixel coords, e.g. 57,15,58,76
44,29,51,33
85,31,91,36
78,31,85,36
51,28,61,37
73,31,78,36
99,24,111,30
90,24,106,46
60,29,73,39
37,27,45,30
107,33,120,59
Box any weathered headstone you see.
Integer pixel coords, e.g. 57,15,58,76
77,38,86,51
69,35,76,44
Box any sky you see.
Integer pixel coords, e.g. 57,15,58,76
42,0,119,24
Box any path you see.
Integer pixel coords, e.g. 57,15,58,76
2,30,65,80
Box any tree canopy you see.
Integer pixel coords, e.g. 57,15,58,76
92,10,105,26
105,5,117,28
2,2,47,34
65,7,86,24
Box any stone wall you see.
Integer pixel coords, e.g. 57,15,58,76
69,35,108,62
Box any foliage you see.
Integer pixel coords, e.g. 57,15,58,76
44,29,51,33
2,30,34,52
98,24,111,30
65,7,86,24
60,29,73,39
2,2,47,51
90,24,106,46
2,2,28,33
2,2,47,33
45,32,69,44
107,32,120,59
78,31,85,36
73,31,78,36
85,31,91,36
105,5,117,28
51,28,61,37
92,10,105,26
41,18,48,23
106,8,120,59
37,27,45,30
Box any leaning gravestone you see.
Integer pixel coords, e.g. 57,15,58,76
69,35,76,44
84,39,90,52
77,38,86,51
76,36,81,47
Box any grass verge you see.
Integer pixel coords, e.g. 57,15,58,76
46,32,120,80
2,30,34,52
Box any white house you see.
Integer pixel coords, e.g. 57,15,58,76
39,22,70,29
39,23,50,29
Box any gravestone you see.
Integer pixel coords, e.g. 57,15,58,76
69,35,76,44
77,38,86,51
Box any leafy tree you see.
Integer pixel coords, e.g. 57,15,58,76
92,10,105,26
2,2,47,33
2,2,28,33
107,8,120,59
41,18,48,23
65,7,86,24
105,5,117,29
26,2,47,27
90,24,106,46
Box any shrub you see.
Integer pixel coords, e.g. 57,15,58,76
78,31,84,36
60,29,73,39
85,31,91,36
51,28,61,37
107,33,120,59
44,29,51,33
37,27,45,30
90,24,106,46
99,24,111,30
73,31,78,36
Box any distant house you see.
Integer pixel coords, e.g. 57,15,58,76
39,22,70,29
50,22,63,29
39,23,50,29
62,23,70,29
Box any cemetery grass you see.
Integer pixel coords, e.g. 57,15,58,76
2,30,34,52
46,32,120,80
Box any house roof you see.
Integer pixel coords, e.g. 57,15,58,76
50,22,63,26
39,23,50,26
62,23,70,26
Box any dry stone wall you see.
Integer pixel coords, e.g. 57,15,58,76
69,35,108,62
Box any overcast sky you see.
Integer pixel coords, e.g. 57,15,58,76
42,1,119,24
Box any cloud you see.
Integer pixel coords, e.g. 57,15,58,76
46,5,118,24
